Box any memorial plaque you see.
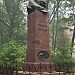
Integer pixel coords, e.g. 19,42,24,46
38,51,49,61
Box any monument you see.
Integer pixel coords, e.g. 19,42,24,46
23,0,64,75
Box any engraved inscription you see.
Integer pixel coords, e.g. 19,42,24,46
38,24,47,32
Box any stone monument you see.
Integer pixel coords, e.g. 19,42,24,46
23,0,64,75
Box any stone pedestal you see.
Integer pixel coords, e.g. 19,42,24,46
23,9,54,72
22,1,64,75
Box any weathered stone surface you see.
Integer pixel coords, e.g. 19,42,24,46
26,9,50,62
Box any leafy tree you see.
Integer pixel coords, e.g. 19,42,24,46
51,20,72,62
0,0,27,44
0,0,28,70
0,39,26,68
50,0,74,64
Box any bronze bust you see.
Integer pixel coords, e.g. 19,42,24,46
27,0,48,14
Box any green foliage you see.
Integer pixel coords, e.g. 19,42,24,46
0,0,27,69
51,42,72,62
0,0,27,44
51,26,72,71
0,39,26,68
51,21,72,63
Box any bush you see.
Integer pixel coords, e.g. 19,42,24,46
0,39,26,69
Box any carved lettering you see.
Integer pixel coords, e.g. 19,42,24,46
38,28,43,31
38,24,47,27
38,23,47,32
43,29,47,31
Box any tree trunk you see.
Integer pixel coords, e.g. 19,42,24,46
54,0,59,50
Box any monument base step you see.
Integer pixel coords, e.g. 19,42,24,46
13,71,64,75
23,62,55,72
22,72,64,75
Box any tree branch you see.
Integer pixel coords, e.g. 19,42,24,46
0,19,10,28
49,1,62,23
71,24,75,48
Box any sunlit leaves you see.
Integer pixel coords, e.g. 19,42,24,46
0,40,26,68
